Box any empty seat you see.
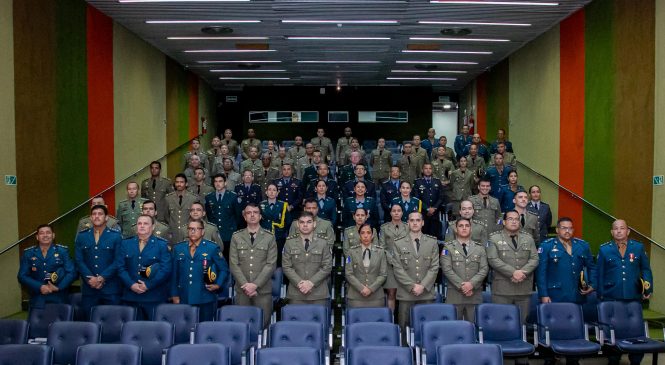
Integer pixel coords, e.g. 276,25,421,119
256,347,320,365
475,303,535,357
166,344,230,365
436,344,503,365
121,321,174,365
349,346,413,365
281,304,332,348
537,302,601,358
385,140,397,149
47,321,100,365
269,321,328,365
217,305,264,347
408,303,456,347
194,321,253,365
28,303,73,340
90,305,137,343
0,319,29,344
0,344,52,365
345,307,392,325
154,303,199,344
342,323,401,365
420,320,476,365
76,344,141,365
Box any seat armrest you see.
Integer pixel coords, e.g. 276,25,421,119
478,326,484,343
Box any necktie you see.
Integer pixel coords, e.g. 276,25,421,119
250,232,255,244
408,156,411,164
462,243,468,255
179,195,183,206
131,200,135,210
520,214,525,227
535,202,539,211
152,179,156,190
511,235,518,249
197,185,201,195
472,157,476,165
380,150,383,156
319,199,324,209
363,248,371,267
483,197,488,208
305,238,310,251
297,147,300,153
309,158,312,165
395,225,399,231
415,148,419,154
415,238,420,252
265,169,269,177
319,139,322,146
217,193,222,203
394,181,399,190
139,239,146,253
94,230,100,244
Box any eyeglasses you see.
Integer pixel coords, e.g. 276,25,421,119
187,227,203,231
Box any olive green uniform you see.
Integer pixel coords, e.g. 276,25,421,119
282,235,333,304
370,149,393,184
440,239,488,322
117,198,148,238
379,221,408,289
345,244,387,307
141,177,173,222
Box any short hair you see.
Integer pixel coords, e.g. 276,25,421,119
150,161,162,168
503,210,519,219
213,173,227,181
557,217,573,226
478,177,491,185
142,199,156,209
91,204,108,215
456,217,471,226
357,223,372,235
188,219,205,229
138,214,155,225
408,211,423,220
190,201,205,210
354,162,366,170
299,211,315,221
36,223,54,233
174,173,187,181
244,203,260,211
304,198,318,206
194,167,205,173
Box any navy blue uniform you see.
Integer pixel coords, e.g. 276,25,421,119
380,180,402,223
18,244,76,309
489,140,514,154
301,165,319,192
273,177,304,209
171,239,229,321
205,190,241,242
343,196,379,228
260,200,291,243
390,196,422,223
597,240,653,301
234,184,262,211
499,185,525,212
343,179,377,199
306,178,340,202
413,177,446,239
536,238,596,304
314,196,338,226
115,235,172,320
484,165,514,198
454,134,472,160
75,227,123,319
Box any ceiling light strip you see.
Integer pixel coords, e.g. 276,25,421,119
387,77,458,80
429,1,558,5
418,20,530,26
210,69,287,72
219,77,291,80
391,69,467,73
410,37,509,42
146,20,261,24
185,49,276,53
196,60,282,63
396,60,477,64
402,50,492,54
297,60,381,64
168,37,269,40
287,37,391,40
281,20,399,24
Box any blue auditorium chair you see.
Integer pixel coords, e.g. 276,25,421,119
537,302,601,359
408,303,456,348
166,344,230,365
75,344,141,365
344,307,392,325
269,321,328,365
90,305,136,343
419,320,476,365
47,321,100,365
120,321,174,365
154,303,199,344
28,303,73,340
280,304,332,348
475,303,535,358
217,305,265,347
0,319,29,344
0,344,52,365
256,347,320,365
436,344,503,365
341,322,400,365
194,321,253,365
349,346,413,365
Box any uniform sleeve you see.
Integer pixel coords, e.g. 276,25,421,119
115,242,135,288
521,238,539,275
229,235,248,286
253,235,277,289
421,242,440,291
596,248,606,298
99,235,120,280
344,254,366,293
536,242,549,297
582,244,597,290
170,249,180,298
440,247,463,290
75,235,94,278
212,245,230,288
487,241,517,277
146,243,172,289
17,251,43,292
470,247,489,289
57,248,77,290
369,251,388,293
310,243,332,287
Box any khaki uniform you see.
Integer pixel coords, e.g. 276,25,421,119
518,210,540,244
370,149,393,184
466,155,486,174
441,240,488,322
310,136,334,163
184,150,209,170
240,138,262,160
288,218,335,248
336,136,353,163
345,244,387,307
287,145,307,162
77,215,120,233
271,156,294,169
490,152,516,167
229,228,278,327
117,198,148,238
131,220,170,242
391,234,440,332
379,221,408,289
176,221,223,248
445,219,489,245
240,159,263,179
431,158,454,181
282,235,333,304
223,170,241,192
343,226,378,255
220,138,239,158
295,155,315,180
448,169,475,214
141,177,174,222
398,155,419,185
469,194,501,231
441,146,456,164
256,166,281,194
342,148,365,166
164,191,200,240
412,146,430,166
184,167,210,186
487,230,539,323
187,183,214,201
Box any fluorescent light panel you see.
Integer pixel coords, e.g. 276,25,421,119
387,77,457,80
396,60,477,64
219,77,290,80
418,20,530,26
391,69,467,73
196,60,282,63
210,69,287,72
410,37,509,42
287,37,391,40
402,50,492,55
297,60,381,64
168,36,269,40
123,0,248,2
146,20,261,24
429,1,558,5
281,20,398,24
185,49,276,53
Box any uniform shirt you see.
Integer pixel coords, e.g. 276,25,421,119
379,221,408,253
282,235,333,301
273,177,303,209
271,156,294,169
77,215,120,235
413,177,445,211
431,158,455,181
259,200,291,241
310,136,334,162
597,239,653,301
117,198,148,238
220,138,239,158
454,134,472,159
141,177,174,222
486,230,538,296
115,235,172,303
75,227,123,296
343,196,379,228
311,196,337,226
411,146,430,167
229,228,278,294
336,136,353,163
130,221,171,243
18,244,76,308
369,148,393,182
306,178,340,202
234,184,262,211
223,171,242,192
441,240,488,304
240,138,262,160
288,218,336,248
165,191,201,235
380,180,402,220
463,143,490,162
343,179,377,199
345,244,387,302
490,152,516,167
466,154,486,174
300,164,319,191
398,155,419,185
527,201,552,242
287,145,307,162
444,219,488,245
390,196,422,223
469,194,501,231
240,158,263,179
343,225,379,255
170,239,229,305
391,234,440,301
205,190,241,242
184,150,209,170
484,165,514,198
256,166,280,194
536,237,596,304
187,183,214,201
498,185,525,212
448,169,475,202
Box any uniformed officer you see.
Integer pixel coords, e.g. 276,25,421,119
537,217,596,304
469,178,501,232
235,170,263,212
369,138,393,185
345,223,388,308
287,136,307,162
310,128,335,163
171,219,229,322
437,136,456,164
75,205,123,320
221,158,242,192
183,138,209,170
527,185,552,243
454,125,472,160
295,143,316,180
272,164,303,213
598,219,653,365
117,182,148,238
165,173,201,242
465,144,487,174
411,135,430,166
413,163,445,239
205,173,241,257
260,184,291,262
431,146,455,182
343,181,379,229
484,153,514,198
490,142,516,167
421,128,438,159
130,200,171,242
463,134,490,162
338,151,366,187
240,128,262,160
499,171,524,212
392,212,440,338
77,196,120,234
379,204,408,311
220,128,239,158
342,163,376,199
441,218,489,322
445,200,488,244
343,208,379,256
141,161,174,223
390,181,422,223
230,204,278,328
241,146,263,178
448,156,477,216
513,190,540,244
342,138,366,166
489,129,514,154
18,224,76,309
336,127,354,163
212,145,238,175
187,167,214,200
207,135,223,168
184,155,210,186
282,212,333,305
289,198,336,248
257,153,281,195
271,146,294,169
486,210,539,323
178,202,224,248
380,167,402,223
310,182,338,226
398,143,420,185
300,150,322,192
305,164,339,202
116,215,172,320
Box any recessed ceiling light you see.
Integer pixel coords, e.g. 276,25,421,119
418,21,531,26
197,60,282,63
168,37,269,40
297,60,381,64
410,37,509,42
287,37,391,40
146,20,261,24
397,60,478,65
219,77,291,80
387,77,457,80
391,69,467,73
210,69,287,72
402,50,492,55
429,1,557,5
185,49,276,53
281,20,399,24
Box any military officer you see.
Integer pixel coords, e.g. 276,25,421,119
343,181,379,229
171,219,229,321
235,170,263,212
345,224,388,308
489,129,514,154
431,146,455,182
338,151,370,187
490,142,516,167
282,212,333,305
240,128,262,160
220,128,239,158
512,190,540,244
379,204,408,311
310,128,335,163
537,217,596,304
77,196,120,234
18,224,76,309
448,156,476,216
295,143,316,180
437,136,456,164
75,205,123,320
398,143,420,185
240,146,263,178
287,136,307,162
305,164,339,202
187,167,214,200
342,139,366,166
411,135,430,166
441,218,489,322
141,161,174,223
380,167,402,223
469,178,501,232
310,182,338,226
445,200,488,244
300,150,322,192
343,208,379,255
486,210,539,323
183,138,209,170
392,212,440,337
484,153,514,198
465,144,487,174
336,127,354,163
184,155,210,185
421,128,438,159
289,198,336,248
370,138,393,185
257,153,281,195
342,163,376,199
260,184,291,259
390,181,422,223
413,163,445,239
221,158,242,192
527,185,553,243
165,173,201,242
131,200,170,242
177,202,224,248
230,204,278,328
212,145,238,175
273,164,303,212
454,125,472,160
206,135,223,168
116,215,171,320
205,173,241,256
271,146,294,169
117,182,148,239
463,134,490,162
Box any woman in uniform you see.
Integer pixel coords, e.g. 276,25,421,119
390,181,421,222
448,156,477,216
260,183,291,264
379,203,408,311
313,179,337,226
345,223,387,308
343,207,378,255
343,181,379,228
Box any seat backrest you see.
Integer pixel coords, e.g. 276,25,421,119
69,292,84,321
362,140,377,151
256,347,320,365
76,344,141,365
346,307,393,325
90,305,137,343
154,304,199,344
525,292,539,326
385,140,397,149
582,291,599,324
436,344,503,365
195,322,250,365
47,321,100,365
422,321,476,365
121,321,174,365
345,323,400,350
269,321,324,364
0,344,52,365
537,302,585,341
280,304,329,342
349,346,413,365
217,305,263,345
282,140,295,149
166,344,230,365
597,301,645,340
0,319,29,344
272,267,283,300
475,304,522,342
28,303,73,339
410,304,456,345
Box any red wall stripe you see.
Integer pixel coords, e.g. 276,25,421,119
558,9,585,227
86,5,116,213
188,74,199,139
475,73,487,139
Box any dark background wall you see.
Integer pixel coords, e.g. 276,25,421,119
216,86,458,143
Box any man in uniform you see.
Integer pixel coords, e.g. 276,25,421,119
398,142,419,185
273,164,303,213
183,138,209,170
484,153,513,198
75,205,123,320
413,163,445,239
187,167,214,200
184,155,209,185
441,218,488,322
370,138,393,185
336,127,354,163
241,128,262,160
207,135,223,168
411,135,430,166
438,136,456,164
513,190,540,244
221,128,239,158
301,150,322,192
431,146,455,182
131,200,170,242
177,202,224,248
230,204,278,328
306,163,339,201
454,125,472,160
527,185,552,242
117,182,148,238
295,143,316,180
469,178,501,231
257,153,280,194
343,163,376,199
288,136,307,162
338,151,365,187
77,196,120,233
240,146,263,178
392,212,440,337
445,200,488,244
235,171,263,212
466,144,487,173
271,146,294,169
141,161,173,223
310,128,335,163
222,158,241,192
380,167,402,223
18,224,76,309
205,173,241,257
490,142,516,167
171,219,229,321
116,215,171,320
282,212,333,305
486,210,539,323
288,198,336,248
489,128,514,154
463,134,490,162
165,173,200,242
342,138,365,166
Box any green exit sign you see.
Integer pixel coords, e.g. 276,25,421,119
5,175,17,186
654,175,664,186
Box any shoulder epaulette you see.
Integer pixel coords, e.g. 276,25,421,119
349,243,361,249
317,217,331,224
472,219,487,227
286,234,300,240
166,191,176,197
232,229,246,236
518,229,530,235
262,228,274,235
24,245,36,251
489,230,503,237
106,227,121,234
56,244,69,249
380,222,391,229
153,236,168,243
174,240,188,247
601,241,613,247
423,233,437,240
316,232,328,239
526,210,538,217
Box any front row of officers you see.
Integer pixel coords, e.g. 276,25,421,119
20,204,652,348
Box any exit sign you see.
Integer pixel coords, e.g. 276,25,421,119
654,175,664,186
